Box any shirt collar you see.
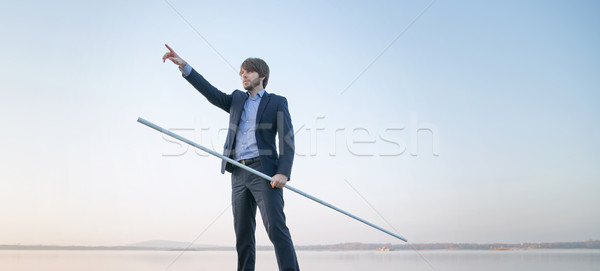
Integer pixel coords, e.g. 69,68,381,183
248,89,266,99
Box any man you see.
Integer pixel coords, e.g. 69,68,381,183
162,44,300,271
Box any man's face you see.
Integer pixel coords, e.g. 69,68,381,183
241,69,263,91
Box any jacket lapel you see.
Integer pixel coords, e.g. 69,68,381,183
232,93,247,124
256,91,271,124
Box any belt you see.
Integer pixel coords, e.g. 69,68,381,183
238,157,260,165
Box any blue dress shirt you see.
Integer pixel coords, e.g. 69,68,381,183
233,89,264,161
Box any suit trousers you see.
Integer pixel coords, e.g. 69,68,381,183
231,161,300,271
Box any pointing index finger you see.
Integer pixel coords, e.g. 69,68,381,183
165,44,174,53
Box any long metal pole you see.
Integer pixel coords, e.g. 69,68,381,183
137,117,407,242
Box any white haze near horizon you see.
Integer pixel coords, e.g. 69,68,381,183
0,0,599,247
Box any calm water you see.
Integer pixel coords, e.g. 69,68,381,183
1,249,598,271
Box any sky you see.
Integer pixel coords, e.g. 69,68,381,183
1,0,599,247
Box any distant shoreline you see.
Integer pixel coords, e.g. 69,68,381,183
2,240,599,251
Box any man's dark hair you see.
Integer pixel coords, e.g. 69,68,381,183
240,58,270,88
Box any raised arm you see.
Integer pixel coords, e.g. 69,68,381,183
162,44,233,112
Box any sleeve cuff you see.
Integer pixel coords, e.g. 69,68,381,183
179,63,192,77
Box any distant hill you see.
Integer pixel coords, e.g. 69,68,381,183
127,240,220,250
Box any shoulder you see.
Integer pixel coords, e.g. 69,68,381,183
231,89,247,100
267,93,291,113
232,89,245,96
266,92,288,104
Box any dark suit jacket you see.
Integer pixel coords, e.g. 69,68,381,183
184,68,295,179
